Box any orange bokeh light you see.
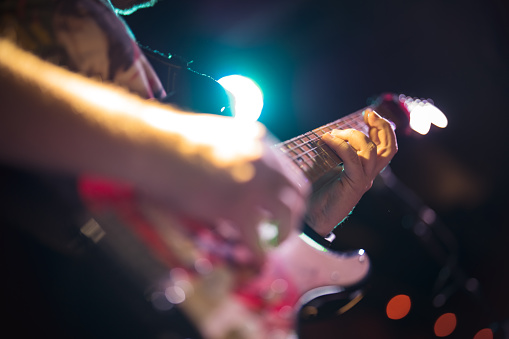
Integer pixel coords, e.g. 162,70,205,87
386,294,411,320
473,328,493,339
434,313,457,337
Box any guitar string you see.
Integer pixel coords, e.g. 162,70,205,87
279,119,367,157
279,121,365,149
286,122,376,177
276,105,399,156
280,117,365,148
282,113,365,143
276,108,396,172
272,110,370,175
280,126,367,164
281,113,362,144
281,124,369,174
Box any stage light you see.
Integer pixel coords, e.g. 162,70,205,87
434,312,457,337
218,75,264,122
386,294,411,320
403,97,448,135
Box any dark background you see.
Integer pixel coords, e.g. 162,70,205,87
124,0,508,337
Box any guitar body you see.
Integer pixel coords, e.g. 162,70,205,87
0,75,417,337
73,93,416,338
78,177,370,338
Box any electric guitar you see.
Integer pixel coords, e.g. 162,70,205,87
78,93,439,338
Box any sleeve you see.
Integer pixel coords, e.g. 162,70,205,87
0,0,166,100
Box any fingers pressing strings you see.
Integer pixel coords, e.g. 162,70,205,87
325,129,378,180
364,109,398,171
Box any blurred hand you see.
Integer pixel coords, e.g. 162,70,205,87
135,114,311,265
0,39,309,267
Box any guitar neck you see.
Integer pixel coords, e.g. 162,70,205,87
276,108,369,188
275,92,416,189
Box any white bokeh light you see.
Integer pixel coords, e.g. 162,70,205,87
405,99,448,135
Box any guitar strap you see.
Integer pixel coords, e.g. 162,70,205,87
140,45,233,117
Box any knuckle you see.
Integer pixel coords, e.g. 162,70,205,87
345,147,360,162
334,138,351,152
385,145,398,157
349,129,361,138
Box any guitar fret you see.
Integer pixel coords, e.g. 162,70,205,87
276,108,380,183
307,134,325,168
280,138,318,175
299,132,326,179
310,130,335,171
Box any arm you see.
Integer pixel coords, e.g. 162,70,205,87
306,110,398,236
0,39,310,261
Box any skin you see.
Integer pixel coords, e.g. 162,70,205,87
309,110,398,236
0,0,397,264
108,0,399,238
0,39,309,265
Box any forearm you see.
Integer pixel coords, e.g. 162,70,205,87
0,39,205,186
0,39,311,260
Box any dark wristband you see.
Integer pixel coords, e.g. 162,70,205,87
302,223,333,248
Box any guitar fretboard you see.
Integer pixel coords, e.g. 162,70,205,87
276,108,369,184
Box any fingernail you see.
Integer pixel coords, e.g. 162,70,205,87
372,110,382,119
330,129,347,137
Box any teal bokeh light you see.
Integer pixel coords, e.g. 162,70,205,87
218,75,264,122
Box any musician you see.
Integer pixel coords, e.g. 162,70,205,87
0,0,397,337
